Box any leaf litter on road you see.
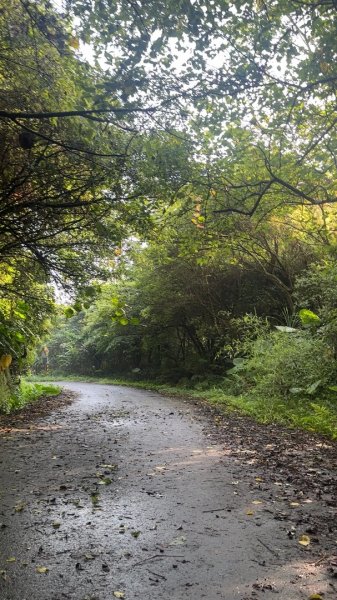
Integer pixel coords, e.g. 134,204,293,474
299,534,311,546
36,566,49,573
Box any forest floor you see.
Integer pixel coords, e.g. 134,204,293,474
0,382,336,600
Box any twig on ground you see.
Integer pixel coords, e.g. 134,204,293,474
202,507,229,513
147,569,167,580
132,554,184,567
257,538,280,558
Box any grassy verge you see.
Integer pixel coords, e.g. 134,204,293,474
27,373,337,439
6,379,61,413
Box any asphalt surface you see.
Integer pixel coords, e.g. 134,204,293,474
0,382,334,600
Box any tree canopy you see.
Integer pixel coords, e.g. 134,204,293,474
2,0,337,421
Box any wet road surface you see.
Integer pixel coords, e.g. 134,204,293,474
0,383,334,599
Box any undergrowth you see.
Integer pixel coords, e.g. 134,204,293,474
27,373,337,439
4,379,61,413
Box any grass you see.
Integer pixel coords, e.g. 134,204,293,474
7,379,61,413
27,372,337,439
201,390,337,439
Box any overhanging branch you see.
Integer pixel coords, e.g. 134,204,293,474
0,107,156,120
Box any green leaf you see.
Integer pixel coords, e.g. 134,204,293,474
233,358,246,366
131,530,141,538
328,385,337,392
298,309,321,327
306,380,321,395
64,307,76,319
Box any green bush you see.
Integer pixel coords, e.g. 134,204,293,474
1,379,61,413
238,330,335,398
0,370,15,412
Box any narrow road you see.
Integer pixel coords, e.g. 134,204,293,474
0,383,334,599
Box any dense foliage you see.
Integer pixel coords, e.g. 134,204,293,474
2,0,337,430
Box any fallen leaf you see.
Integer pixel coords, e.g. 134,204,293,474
246,510,255,516
6,557,16,563
309,595,323,600
113,592,125,598
14,501,26,512
255,477,263,482
131,531,141,538
52,521,61,529
98,477,112,485
299,535,311,546
36,566,48,573
91,493,100,506
169,535,187,546
290,502,300,507
252,500,263,505
99,464,117,470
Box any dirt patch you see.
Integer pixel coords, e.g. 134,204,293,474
0,390,75,433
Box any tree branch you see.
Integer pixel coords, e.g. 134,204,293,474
0,107,156,120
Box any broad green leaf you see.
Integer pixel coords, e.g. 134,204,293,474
298,309,320,327
306,380,321,395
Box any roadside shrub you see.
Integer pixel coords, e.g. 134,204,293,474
238,331,335,398
219,313,270,360
0,370,14,412
0,379,61,414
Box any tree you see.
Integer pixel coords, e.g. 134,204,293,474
62,0,337,216
5,0,337,387
0,0,192,294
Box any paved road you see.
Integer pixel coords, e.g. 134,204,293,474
0,383,332,599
